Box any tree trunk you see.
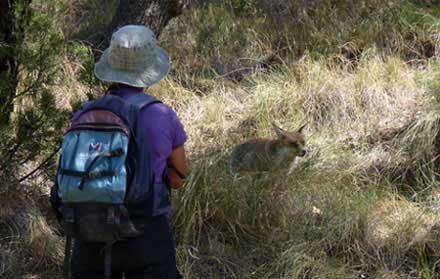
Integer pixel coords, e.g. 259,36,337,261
91,0,190,50
0,0,31,126
0,0,18,126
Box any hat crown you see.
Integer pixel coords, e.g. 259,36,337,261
109,25,157,72
94,24,170,87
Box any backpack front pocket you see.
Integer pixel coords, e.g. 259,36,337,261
57,129,129,204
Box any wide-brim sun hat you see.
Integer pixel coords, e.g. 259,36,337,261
94,25,170,87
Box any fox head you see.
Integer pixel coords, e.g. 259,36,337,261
272,122,307,158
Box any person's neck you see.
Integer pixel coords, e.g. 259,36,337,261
108,83,145,91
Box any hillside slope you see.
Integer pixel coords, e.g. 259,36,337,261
2,1,440,278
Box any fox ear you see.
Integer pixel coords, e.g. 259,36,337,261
297,123,307,134
272,122,287,139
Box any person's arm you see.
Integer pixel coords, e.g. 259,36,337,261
167,145,186,189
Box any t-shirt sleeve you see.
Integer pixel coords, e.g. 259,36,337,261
169,109,187,149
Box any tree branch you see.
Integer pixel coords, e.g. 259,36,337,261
19,147,61,183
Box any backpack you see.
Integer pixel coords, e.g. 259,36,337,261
50,92,162,279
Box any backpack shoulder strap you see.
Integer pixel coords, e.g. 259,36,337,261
126,93,162,110
80,100,94,110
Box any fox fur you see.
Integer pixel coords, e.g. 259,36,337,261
229,123,307,174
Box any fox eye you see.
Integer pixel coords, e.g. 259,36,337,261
289,142,298,148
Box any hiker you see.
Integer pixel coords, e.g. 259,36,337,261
51,25,187,279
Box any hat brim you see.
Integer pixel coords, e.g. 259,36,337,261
94,46,170,87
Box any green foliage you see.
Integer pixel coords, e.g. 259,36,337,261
67,41,99,86
0,1,69,193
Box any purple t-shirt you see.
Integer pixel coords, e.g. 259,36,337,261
72,87,187,183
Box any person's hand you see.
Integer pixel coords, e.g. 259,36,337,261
168,167,185,189
167,146,186,189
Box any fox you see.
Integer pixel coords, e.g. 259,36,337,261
229,123,307,174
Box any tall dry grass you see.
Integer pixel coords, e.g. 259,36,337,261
0,194,63,279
